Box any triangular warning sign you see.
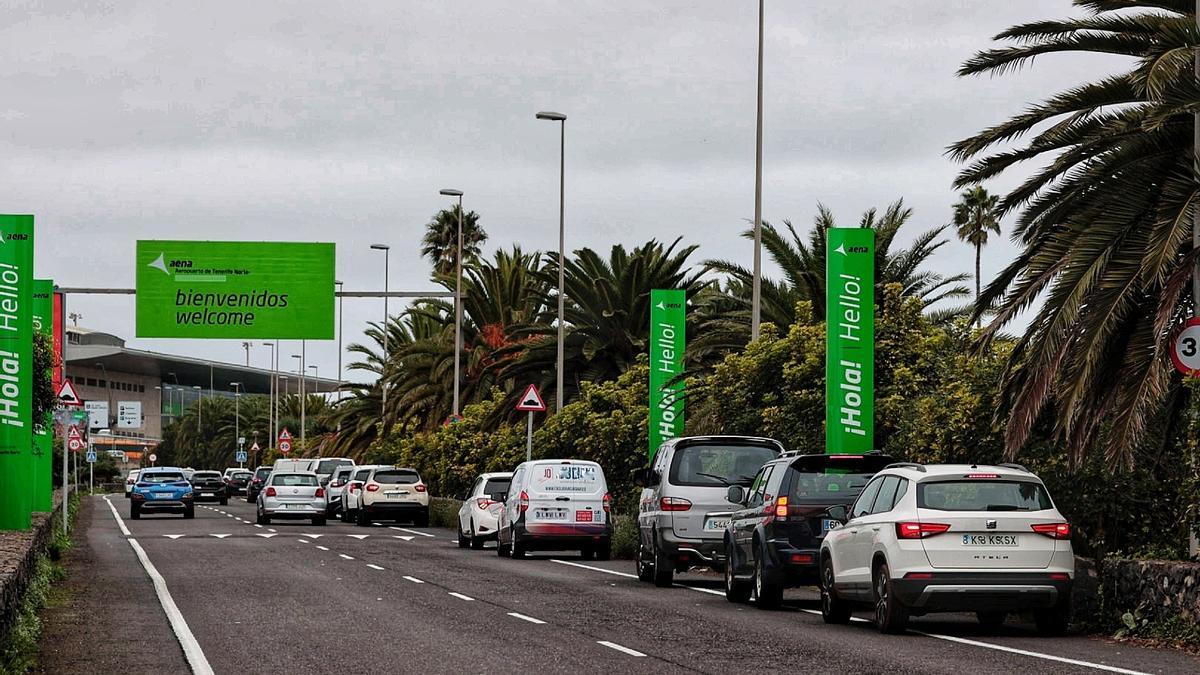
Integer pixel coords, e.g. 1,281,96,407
515,384,547,412
279,428,292,441
250,442,260,452
57,379,82,406
67,425,83,441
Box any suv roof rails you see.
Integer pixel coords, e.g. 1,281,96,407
884,462,926,473
997,462,1030,473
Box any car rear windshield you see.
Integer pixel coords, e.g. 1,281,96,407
374,470,420,485
232,472,252,480
255,468,272,479
272,474,319,487
918,480,1053,512
192,472,220,479
788,470,876,504
483,478,511,495
352,469,371,481
142,472,185,484
316,459,352,475
669,444,778,487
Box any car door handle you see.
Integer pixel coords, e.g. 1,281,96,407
555,497,570,502
847,528,859,534
870,526,881,532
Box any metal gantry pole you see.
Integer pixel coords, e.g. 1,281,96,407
454,195,463,416
556,119,566,412
751,0,765,342
300,341,306,450
336,280,344,400
61,424,68,534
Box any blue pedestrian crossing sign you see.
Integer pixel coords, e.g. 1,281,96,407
85,450,97,463
235,450,248,463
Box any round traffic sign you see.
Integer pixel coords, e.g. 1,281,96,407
67,439,83,452
149,453,158,463
279,440,292,455
1171,317,1200,376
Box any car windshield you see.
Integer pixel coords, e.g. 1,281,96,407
669,444,778,487
918,480,1053,512
232,472,252,480
374,470,419,485
142,472,185,484
271,474,319,487
316,459,352,475
482,478,511,495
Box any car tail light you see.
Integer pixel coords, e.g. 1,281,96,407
603,492,611,513
789,553,814,564
965,473,999,479
476,498,495,509
896,522,951,539
265,487,277,497
348,483,359,493
1049,572,1070,581
366,483,380,492
519,490,529,513
904,572,934,580
1031,522,1071,539
330,480,342,488
774,496,789,519
414,484,427,493
315,488,325,498
659,496,691,512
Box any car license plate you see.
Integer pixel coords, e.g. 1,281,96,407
575,510,593,522
704,517,729,532
386,491,406,499
822,519,837,532
534,509,565,520
201,492,213,497
285,503,308,510
962,534,1019,546
153,492,172,499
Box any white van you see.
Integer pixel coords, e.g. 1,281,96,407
496,459,612,560
272,458,317,473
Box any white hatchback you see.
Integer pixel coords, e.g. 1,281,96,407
256,471,327,526
456,472,512,549
819,463,1074,634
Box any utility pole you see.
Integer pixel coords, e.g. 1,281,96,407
751,0,765,342
1191,0,1200,558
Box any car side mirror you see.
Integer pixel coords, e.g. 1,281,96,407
825,505,848,523
727,485,746,505
632,468,660,488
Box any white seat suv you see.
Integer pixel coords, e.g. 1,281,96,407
819,462,1073,634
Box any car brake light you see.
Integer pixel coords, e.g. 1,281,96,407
476,498,495,509
315,488,325,498
774,496,789,519
904,572,934,580
519,490,529,513
965,473,999,479
896,522,951,539
603,492,611,513
1031,522,1071,539
265,487,276,497
659,496,691,511
1049,572,1070,581
414,484,427,493
366,483,380,492
348,483,359,492
789,553,814,564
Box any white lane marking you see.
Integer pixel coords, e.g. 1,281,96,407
253,524,263,528
267,529,276,533
339,554,355,560
255,534,276,538
389,526,434,537
127,538,216,674
102,496,131,536
366,564,385,571
550,559,637,578
402,576,424,584
685,586,725,596
597,641,645,657
393,536,415,541
316,545,329,551
302,533,323,539
507,612,546,625
163,534,185,540
209,534,230,539
448,592,475,601
347,534,369,539
297,539,309,544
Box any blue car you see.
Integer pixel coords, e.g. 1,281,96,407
130,467,195,519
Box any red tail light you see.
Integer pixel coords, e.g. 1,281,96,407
519,490,529,513
1049,572,1070,581
774,496,789,520
315,488,325,498
896,522,950,539
603,492,611,513
1031,522,1071,539
659,496,691,512
265,487,277,497
329,480,342,488
965,473,1000,479
348,483,359,493
414,484,427,493
366,483,380,492
789,553,814,564
476,498,495,509
904,572,935,580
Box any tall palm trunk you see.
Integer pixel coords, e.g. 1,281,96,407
974,242,981,328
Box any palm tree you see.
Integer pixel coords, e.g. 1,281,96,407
950,0,1195,465
421,205,487,275
951,185,1002,313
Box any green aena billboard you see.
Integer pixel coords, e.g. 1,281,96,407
136,241,335,339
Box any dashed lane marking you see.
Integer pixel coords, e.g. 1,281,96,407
209,534,231,539
366,564,385,571
347,534,369,539
448,592,475,601
507,612,546,624
550,559,637,578
389,527,434,537
302,533,323,539
255,534,276,538
163,535,185,539
316,545,329,551
402,576,424,584
597,641,645,657
297,539,309,544
339,554,355,560
393,536,415,541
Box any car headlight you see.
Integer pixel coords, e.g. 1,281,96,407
182,492,194,499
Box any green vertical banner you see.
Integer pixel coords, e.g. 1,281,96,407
32,280,53,513
826,228,874,454
649,289,686,459
0,216,34,529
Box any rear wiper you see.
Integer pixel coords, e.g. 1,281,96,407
985,504,1023,511
695,472,733,486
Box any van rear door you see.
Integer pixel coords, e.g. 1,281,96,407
524,461,607,532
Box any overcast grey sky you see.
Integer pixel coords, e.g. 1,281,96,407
2,0,1120,388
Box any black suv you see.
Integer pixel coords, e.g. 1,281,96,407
189,471,228,504
245,466,272,503
722,452,894,608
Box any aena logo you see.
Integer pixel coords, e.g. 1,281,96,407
655,301,684,310
846,246,869,253
168,259,193,268
5,233,28,241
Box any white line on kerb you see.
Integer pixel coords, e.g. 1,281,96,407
597,641,645,657
389,526,434,538
448,592,475,601
402,576,424,584
102,496,131,536
366,564,385,571
507,612,546,625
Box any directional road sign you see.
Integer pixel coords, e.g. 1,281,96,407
515,384,547,412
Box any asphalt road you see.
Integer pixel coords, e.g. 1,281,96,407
42,494,1200,674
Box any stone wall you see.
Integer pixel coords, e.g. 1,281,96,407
0,492,65,636
1102,558,1200,624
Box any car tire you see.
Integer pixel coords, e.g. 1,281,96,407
219,498,227,506
752,548,783,609
820,556,852,624
469,524,485,550
457,524,470,548
596,543,611,561
977,611,1006,628
580,547,595,560
651,534,673,587
341,508,351,523
312,516,326,526
356,509,371,527
873,561,909,634
1034,598,1071,636
511,538,526,559
725,541,752,603
130,505,141,520
635,536,655,582
183,506,195,519
497,532,511,557
414,511,430,528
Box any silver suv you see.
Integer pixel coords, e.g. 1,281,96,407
633,436,783,586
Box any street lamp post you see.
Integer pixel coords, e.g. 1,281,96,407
230,382,242,463
439,188,465,417
192,385,202,432
751,0,765,341
292,353,305,449
264,342,276,452
308,365,318,394
536,111,567,411
335,280,344,400
370,244,391,414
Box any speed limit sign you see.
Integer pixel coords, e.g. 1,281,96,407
1171,317,1200,376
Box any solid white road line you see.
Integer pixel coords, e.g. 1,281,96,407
550,559,638,578
339,554,355,560
316,545,329,551
597,641,645,657
507,612,546,625
402,576,425,584
389,526,434,537
102,497,131,536
366,564,385,571
448,592,475,601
